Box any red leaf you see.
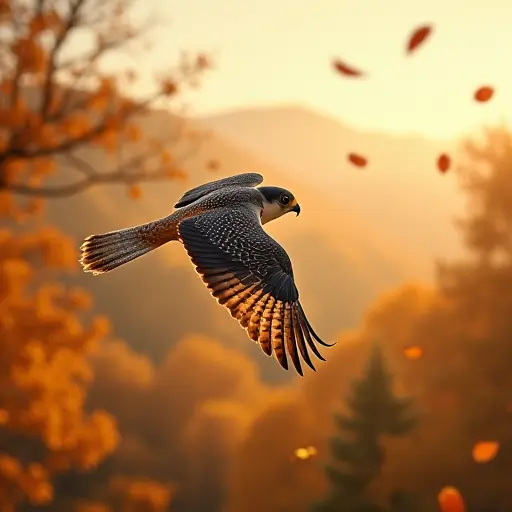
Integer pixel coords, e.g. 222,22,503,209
474,86,494,103
332,59,364,77
437,153,451,173
348,153,367,167
438,487,466,512
406,25,433,54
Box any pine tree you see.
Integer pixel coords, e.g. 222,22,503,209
312,344,416,512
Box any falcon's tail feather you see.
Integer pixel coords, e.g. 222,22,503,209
80,225,159,275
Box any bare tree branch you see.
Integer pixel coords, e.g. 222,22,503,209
0,0,211,201
40,0,86,119
3,124,211,198
4,154,185,198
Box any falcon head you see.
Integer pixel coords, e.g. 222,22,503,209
258,186,301,225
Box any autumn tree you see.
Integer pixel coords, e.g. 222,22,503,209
312,344,416,512
0,0,209,212
108,476,174,512
0,0,210,510
437,127,512,440
434,126,512,509
0,226,120,510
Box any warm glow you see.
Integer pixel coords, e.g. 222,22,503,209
293,446,318,460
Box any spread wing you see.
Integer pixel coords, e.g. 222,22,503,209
174,172,264,208
177,205,334,376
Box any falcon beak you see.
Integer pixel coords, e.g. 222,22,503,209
291,203,301,217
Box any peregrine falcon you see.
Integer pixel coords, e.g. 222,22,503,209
79,172,334,375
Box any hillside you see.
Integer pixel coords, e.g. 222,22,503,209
199,104,466,270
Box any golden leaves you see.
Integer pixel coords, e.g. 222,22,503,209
0,456,53,506
0,224,119,504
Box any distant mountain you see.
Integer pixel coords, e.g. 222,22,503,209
38,104,462,383
199,104,466,275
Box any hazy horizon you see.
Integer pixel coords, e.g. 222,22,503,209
108,0,512,141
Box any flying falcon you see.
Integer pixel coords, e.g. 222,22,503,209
79,172,334,375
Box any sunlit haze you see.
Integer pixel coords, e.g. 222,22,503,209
126,0,512,140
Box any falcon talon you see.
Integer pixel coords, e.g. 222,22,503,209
78,172,334,376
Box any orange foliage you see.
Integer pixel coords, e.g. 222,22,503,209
87,335,270,511
0,226,119,508
110,477,174,512
0,1,211,506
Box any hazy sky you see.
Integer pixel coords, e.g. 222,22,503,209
127,0,511,140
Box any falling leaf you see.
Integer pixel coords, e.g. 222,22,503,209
472,441,500,463
474,86,494,103
406,25,433,54
437,153,451,173
332,59,364,77
403,346,423,359
438,486,466,512
348,153,368,168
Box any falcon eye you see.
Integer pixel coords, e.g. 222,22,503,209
280,194,291,206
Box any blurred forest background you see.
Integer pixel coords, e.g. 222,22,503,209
1,0,511,511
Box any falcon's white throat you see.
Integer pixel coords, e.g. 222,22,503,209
260,201,285,225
